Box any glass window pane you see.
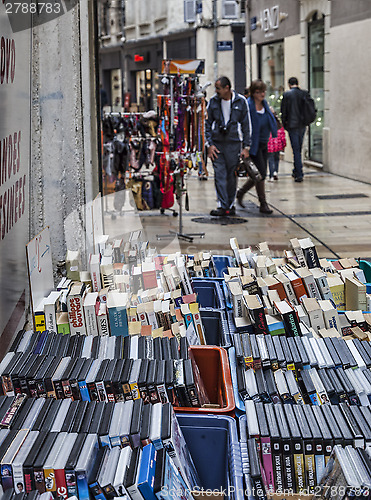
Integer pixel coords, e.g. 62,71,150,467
260,42,285,115
308,19,324,163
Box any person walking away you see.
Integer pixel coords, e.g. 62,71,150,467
267,110,286,181
280,77,306,182
205,76,251,216
236,79,277,214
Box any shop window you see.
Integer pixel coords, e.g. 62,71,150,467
308,16,324,163
259,41,284,115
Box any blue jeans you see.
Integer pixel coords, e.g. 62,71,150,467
288,127,306,179
268,152,279,177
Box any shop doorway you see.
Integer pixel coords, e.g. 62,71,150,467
308,15,324,163
259,41,285,116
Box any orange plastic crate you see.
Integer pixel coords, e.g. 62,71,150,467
174,345,235,415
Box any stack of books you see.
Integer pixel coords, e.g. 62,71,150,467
316,444,371,499
242,400,371,496
233,331,371,406
0,333,214,409
0,399,200,498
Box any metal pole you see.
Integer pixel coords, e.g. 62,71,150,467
247,0,253,83
213,0,218,80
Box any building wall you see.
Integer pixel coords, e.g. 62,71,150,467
328,17,371,181
31,0,99,265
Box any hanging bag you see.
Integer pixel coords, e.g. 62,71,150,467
301,90,317,126
237,157,263,183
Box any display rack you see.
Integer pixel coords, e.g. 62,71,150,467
155,74,205,242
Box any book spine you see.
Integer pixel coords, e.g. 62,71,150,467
24,466,34,493
95,381,108,402
12,463,25,493
76,471,90,500
261,437,275,493
34,311,46,333
1,464,14,490
88,381,99,401
97,313,109,336
34,466,46,493
293,442,305,493
304,443,316,493
53,379,65,400
70,379,81,401
45,377,56,399
271,438,283,493
282,444,295,492
44,467,56,493
104,381,116,403
44,304,57,333
108,307,128,337
292,279,307,302
79,380,91,401
303,247,320,269
84,304,99,336
62,379,73,399
67,295,87,335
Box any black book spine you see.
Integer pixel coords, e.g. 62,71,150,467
53,379,65,400
88,381,99,402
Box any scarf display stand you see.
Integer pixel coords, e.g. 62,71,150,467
155,75,205,242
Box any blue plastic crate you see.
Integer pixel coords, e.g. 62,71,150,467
200,309,231,348
360,260,371,282
177,413,245,500
228,347,245,417
212,254,235,278
192,279,226,310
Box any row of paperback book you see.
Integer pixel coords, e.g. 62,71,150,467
242,400,371,496
233,331,371,405
0,397,200,498
0,342,213,408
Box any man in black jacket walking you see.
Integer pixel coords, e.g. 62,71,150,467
280,77,306,182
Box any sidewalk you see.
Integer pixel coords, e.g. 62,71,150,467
104,160,371,259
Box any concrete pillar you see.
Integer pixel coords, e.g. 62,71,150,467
31,0,99,269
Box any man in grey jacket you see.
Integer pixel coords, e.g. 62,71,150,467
205,76,251,216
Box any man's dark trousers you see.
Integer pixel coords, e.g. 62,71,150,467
212,141,241,209
288,127,305,179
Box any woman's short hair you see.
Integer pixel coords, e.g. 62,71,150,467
249,79,267,95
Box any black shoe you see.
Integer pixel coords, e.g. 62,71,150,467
229,206,236,216
259,202,273,214
295,177,303,183
210,208,227,216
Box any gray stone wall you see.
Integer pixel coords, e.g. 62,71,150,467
31,0,99,270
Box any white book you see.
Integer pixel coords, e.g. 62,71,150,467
44,291,62,332
318,299,340,333
83,292,99,336
89,253,102,292
82,335,93,358
244,400,259,437
346,339,366,369
311,268,333,301
316,338,334,368
301,297,325,333
309,337,327,369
